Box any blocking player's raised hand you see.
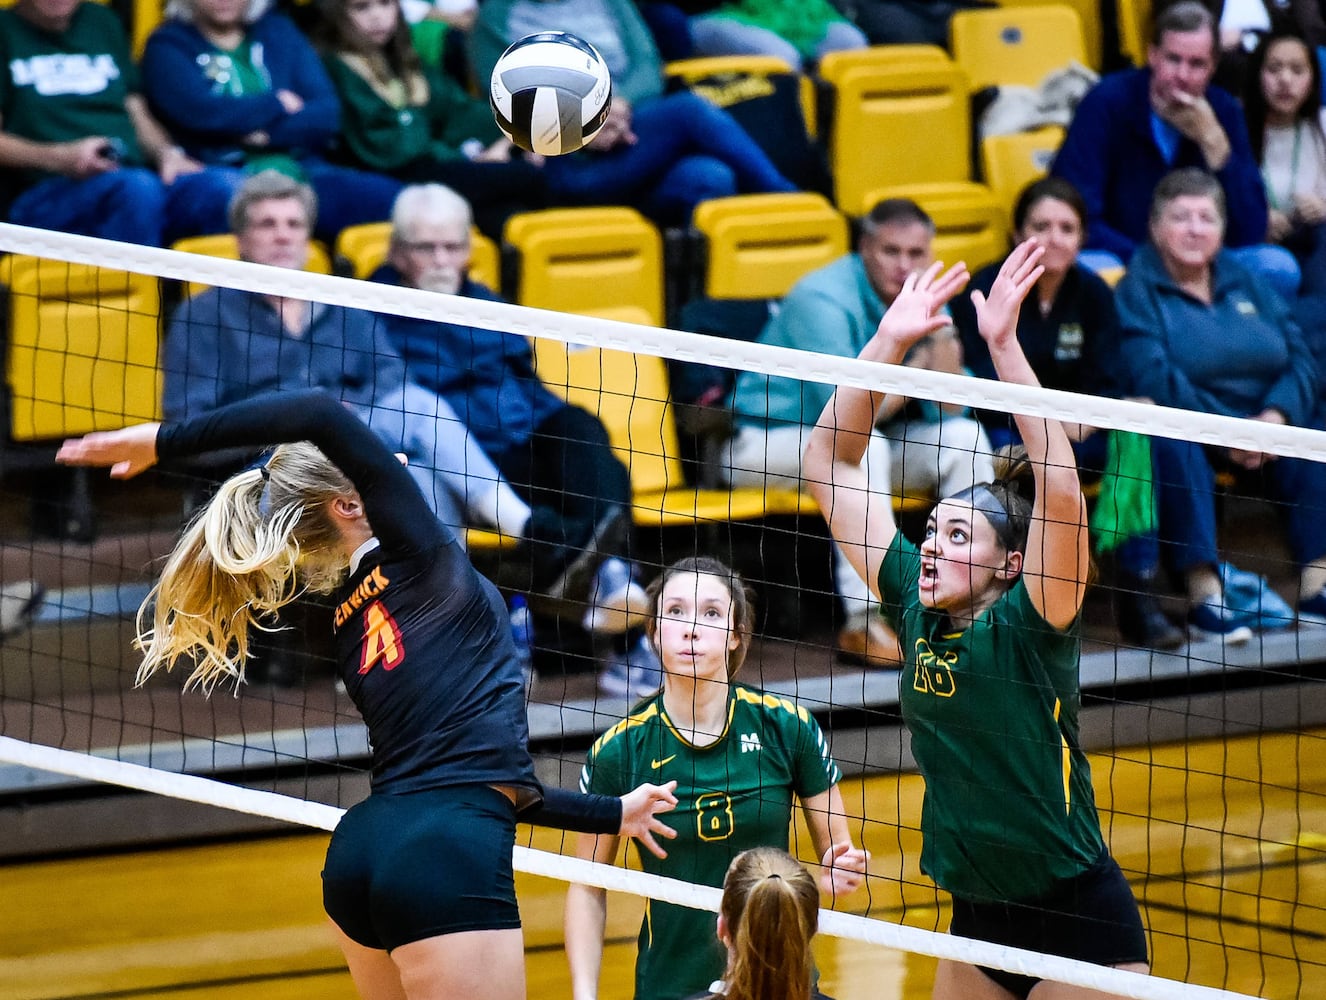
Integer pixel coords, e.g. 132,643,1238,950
56,423,160,479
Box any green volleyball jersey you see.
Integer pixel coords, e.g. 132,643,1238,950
879,534,1105,903
0,4,143,185
581,685,841,1000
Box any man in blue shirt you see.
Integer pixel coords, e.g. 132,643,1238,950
376,184,660,699
163,172,532,556
725,198,994,668
1052,0,1299,298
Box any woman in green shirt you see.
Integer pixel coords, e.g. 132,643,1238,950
802,240,1149,999
318,0,546,236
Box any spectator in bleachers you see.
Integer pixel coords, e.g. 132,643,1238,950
950,177,1184,651
316,0,546,239
685,0,867,67
373,183,661,696
163,171,609,606
141,0,403,243
1053,1,1301,300
724,198,995,668
1244,29,1326,299
1116,167,1326,635
469,0,798,226
0,0,237,245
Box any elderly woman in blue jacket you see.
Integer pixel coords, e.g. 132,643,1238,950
1116,167,1326,637
141,0,403,241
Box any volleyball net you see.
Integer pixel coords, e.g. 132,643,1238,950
0,222,1322,999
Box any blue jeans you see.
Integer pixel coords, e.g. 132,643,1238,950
1152,431,1326,574
1079,245,1302,302
691,16,866,66
357,382,508,543
8,166,239,246
543,91,797,225
302,159,403,244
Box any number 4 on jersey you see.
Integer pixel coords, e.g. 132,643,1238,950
359,600,405,674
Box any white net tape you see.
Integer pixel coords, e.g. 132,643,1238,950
2,222,1325,464
0,736,1261,1000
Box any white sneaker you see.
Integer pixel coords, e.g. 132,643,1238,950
596,634,662,700
582,558,651,634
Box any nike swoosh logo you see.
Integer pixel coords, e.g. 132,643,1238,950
650,755,677,769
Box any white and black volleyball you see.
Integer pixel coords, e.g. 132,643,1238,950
489,31,613,156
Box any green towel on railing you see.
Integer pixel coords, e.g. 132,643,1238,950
1090,430,1156,554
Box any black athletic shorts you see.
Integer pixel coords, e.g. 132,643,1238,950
949,849,1148,999
322,784,520,951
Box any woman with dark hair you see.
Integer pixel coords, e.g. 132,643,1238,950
686,848,831,1000
1116,166,1326,633
55,389,678,1000
1244,29,1326,296
950,178,1181,651
317,0,546,238
565,555,868,1000
803,241,1151,999
141,0,405,242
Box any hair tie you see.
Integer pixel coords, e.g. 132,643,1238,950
259,465,271,482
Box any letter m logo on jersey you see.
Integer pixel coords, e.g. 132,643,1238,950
740,732,762,753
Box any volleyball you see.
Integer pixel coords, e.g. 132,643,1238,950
489,31,613,156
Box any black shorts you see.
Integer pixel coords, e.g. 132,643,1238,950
322,784,520,951
949,850,1148,999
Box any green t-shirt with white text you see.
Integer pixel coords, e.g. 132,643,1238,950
0,3,142,187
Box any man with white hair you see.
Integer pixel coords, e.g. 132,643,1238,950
376,183,659,699
163,172,608,607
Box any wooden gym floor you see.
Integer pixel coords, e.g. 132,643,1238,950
1,727,1322,1000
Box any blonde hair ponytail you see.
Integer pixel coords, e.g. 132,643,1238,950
135,443,354,694
722,848,818,1000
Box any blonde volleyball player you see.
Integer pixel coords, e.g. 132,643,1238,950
57,389,678,1000
565,555,868,1000
802,241,1149,999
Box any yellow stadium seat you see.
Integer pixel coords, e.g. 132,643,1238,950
664,54,818,137
503,207,664,326
334,222,501,289
979,125,1065,224
817,56,975,216
530,342,812,528
862,183,1010,272
169,233,332,297
950,6,1088,90
1,256,162,440
1116,0,1153,67
691,192,849,299
995,0,1102,70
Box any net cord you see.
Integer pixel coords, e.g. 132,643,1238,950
0,736,1262,1000
1,222,1324,466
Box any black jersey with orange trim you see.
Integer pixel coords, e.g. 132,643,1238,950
157,390,540,802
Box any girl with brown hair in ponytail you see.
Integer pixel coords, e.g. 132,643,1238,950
687,847,829,1000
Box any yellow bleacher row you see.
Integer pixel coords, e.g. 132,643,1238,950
5,193,951,549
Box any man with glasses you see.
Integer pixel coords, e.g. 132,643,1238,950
375,183,660,700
